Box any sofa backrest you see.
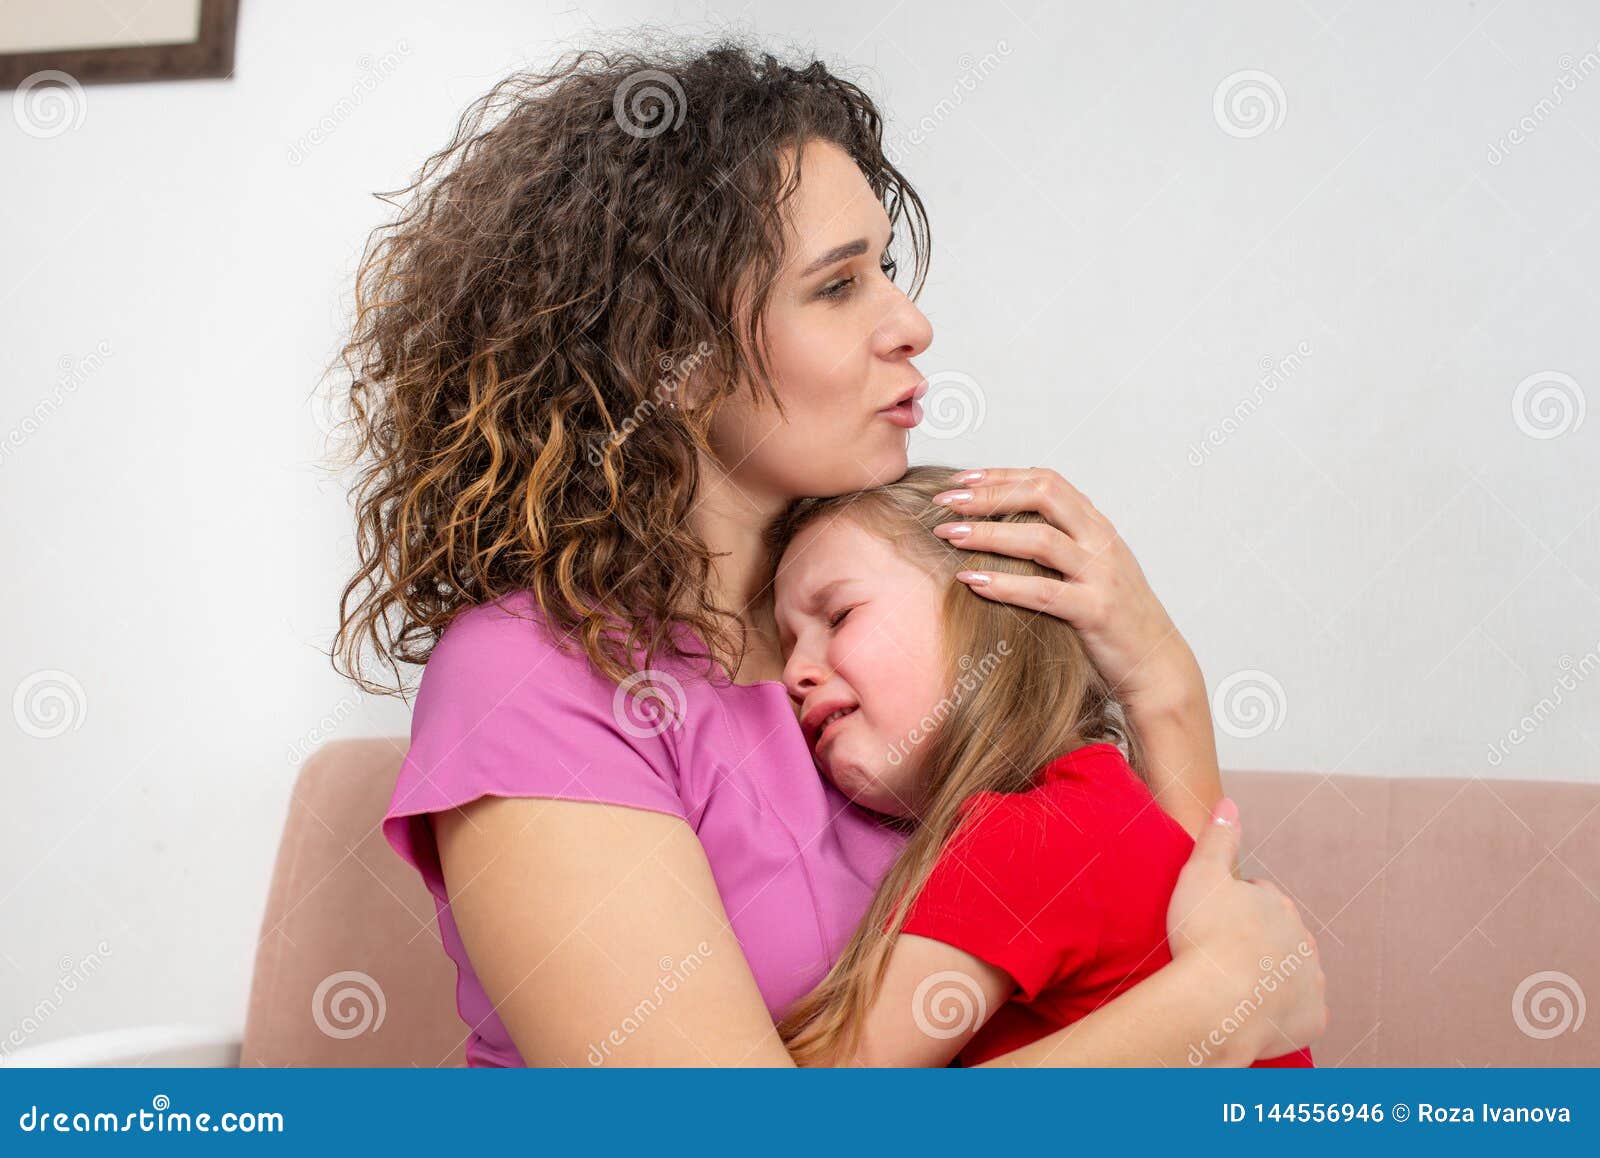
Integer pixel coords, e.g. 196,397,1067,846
243,739,1597,1066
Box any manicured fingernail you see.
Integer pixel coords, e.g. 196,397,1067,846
935,523,972,540
951,470,985,484
1211,797,1239,829
933,490,971,506
955,570,990,586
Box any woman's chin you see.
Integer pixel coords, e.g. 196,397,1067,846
842,440,909,492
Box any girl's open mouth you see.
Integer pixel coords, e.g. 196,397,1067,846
817,705,858,746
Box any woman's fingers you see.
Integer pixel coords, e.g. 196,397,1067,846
934,467,1111,551
934,518,1095,578
949,565,1096,622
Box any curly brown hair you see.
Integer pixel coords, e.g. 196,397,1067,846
324,34,931,696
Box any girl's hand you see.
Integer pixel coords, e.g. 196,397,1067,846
931,466,1199,716
1166,799,1329,1061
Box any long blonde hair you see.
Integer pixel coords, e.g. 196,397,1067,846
763,465,1144,1065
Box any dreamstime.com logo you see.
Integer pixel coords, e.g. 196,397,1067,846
1210,668,1287,740
286,41,413,166
286,691,365,766
885,641,1011,766
1485,642,1599,767
311,970,386,1039
918,369,987,439
0,339,112,468
612,69,686,139
612,669,689,738
1,941,112,1059
1510,370,1585,440
883,42,1013,168
17,1095,284,1135
586,341,713,466
1187,941,1314,1065
1187,341,1312,467
12,70,86,138
1486,42,1600,165
1213,70,1287,139
1512,970,1586,1040
585,942,713,1064
911,970,988,1040
12,669,87,739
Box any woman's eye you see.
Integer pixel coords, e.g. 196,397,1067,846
819,275,856,300
827,606,852,629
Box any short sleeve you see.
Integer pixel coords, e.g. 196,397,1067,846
899,793,1102,1001
382,596,688,905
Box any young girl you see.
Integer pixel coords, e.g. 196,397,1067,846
765,465,1316,1068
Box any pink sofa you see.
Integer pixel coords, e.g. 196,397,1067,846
242,738,1599,1067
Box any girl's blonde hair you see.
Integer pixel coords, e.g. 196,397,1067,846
762,464,1143,1066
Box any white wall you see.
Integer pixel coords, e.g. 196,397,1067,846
2,0,1595,1054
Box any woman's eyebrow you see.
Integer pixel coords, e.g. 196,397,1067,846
796,238,868,278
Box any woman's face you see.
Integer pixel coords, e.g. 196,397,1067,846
706,138,934,502
774,516,950,818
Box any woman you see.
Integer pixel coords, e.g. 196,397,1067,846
329,38,1326,1067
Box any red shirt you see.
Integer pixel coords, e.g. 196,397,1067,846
900,742,1314,1068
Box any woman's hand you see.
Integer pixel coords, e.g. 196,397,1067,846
931,465,1222,836
1166,798,1329,1062
931,466,1199,716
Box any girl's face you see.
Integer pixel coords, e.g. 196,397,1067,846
705,138,934,504
774,517,950,818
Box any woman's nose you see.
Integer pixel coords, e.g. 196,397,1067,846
881,284,933,359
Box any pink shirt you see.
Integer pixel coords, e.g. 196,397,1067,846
382,589,908,1066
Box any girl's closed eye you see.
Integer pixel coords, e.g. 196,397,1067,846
827,605,853,629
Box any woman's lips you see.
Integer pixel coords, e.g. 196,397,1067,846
878,398,923,428
878,379,928,428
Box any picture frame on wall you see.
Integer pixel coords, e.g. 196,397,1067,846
0,0,238,90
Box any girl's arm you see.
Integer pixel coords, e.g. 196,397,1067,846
803,935,1014,1067
932,466,1222,837
826,930,1280,1068
985,800,1327,1066
803,801,1322,1069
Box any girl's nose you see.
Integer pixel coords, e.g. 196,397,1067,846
782,650,824,704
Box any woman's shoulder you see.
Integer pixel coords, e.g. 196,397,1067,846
422,589,588,688
388,590,694,843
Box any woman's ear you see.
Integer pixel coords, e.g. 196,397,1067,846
666,362,709,414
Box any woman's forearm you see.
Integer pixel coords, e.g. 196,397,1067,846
976,954,1247,1068
1128,648,1223,839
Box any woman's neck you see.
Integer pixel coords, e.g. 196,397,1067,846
684,462,790,685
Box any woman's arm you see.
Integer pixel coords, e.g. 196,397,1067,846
436,793,1322,1068
1120,647,1223,839
435,795,797,1066
933,466,1221,837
